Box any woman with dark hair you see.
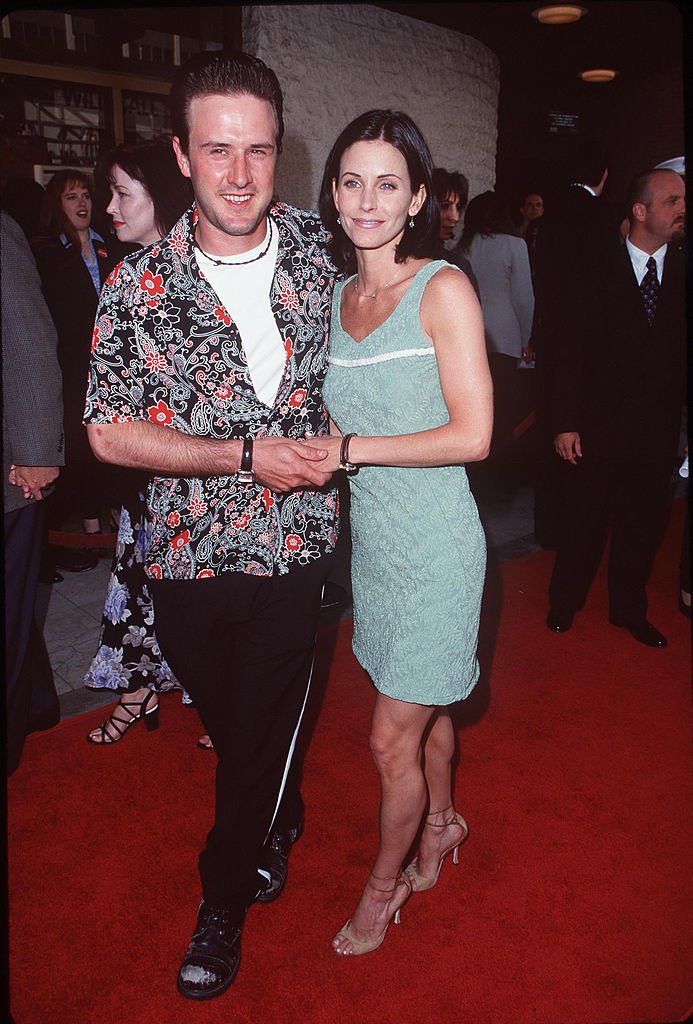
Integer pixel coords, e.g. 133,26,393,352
460,191,535,455
84,140,198,744
100,138,195,249
32,169,118,549
315,110,492,956
431,166,479,297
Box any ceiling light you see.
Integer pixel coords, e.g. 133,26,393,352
532,5,587,24
580,68,618,82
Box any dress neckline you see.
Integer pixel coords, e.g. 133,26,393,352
338,260,435,345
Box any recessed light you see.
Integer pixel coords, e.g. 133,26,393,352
532,5,588,25
580,68,618,82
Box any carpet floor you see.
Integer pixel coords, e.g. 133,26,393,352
7,502,691,1024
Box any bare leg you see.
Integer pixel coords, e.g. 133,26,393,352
83,516,101,535
413,709,466,880
332,692,434,954
422,709,456,811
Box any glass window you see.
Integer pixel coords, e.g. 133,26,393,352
0,73,112,167
122,90,171,143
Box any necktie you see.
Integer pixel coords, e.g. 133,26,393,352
640,256,659,326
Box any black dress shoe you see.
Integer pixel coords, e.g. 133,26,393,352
39,564,64,584
546,609,574,632
255,818,305,904
177,901,242,1001
609,618,667,648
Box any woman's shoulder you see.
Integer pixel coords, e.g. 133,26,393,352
419,261,478,332
497,232,525,252
420,260,472,297
31,234,78,278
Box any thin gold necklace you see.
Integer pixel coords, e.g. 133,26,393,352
353,267,402,299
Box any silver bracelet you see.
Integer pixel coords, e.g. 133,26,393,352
339,432,358,474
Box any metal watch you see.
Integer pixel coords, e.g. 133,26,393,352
237,438,255,484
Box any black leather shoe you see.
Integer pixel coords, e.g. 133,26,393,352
609,618,667,648
546,609,574,632
255,818,305,904
39,565,64,584
177,901,242,1001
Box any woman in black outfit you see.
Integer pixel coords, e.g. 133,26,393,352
32,169,118,543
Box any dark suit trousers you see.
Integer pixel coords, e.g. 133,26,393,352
5,503,60,775
548,454,673,621
151,556,330,913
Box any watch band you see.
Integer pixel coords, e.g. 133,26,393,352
237,438,255,484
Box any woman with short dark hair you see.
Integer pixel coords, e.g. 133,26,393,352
98,139,194,248
315,110,492,956
85,140,195,745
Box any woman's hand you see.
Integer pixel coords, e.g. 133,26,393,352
302,435,342,474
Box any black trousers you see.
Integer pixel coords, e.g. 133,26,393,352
5,503,59,775
548,454,674,622
151,556,331,913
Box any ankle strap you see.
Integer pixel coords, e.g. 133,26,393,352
367,872,405,894
425,804,456,826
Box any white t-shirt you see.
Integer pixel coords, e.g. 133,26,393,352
195,218,285,407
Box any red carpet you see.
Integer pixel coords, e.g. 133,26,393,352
8,502,691,1024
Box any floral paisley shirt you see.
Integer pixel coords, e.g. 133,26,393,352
84,203,339,581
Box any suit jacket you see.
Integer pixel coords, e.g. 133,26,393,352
2,212,64,514
533,186,621,357
550,240,686,462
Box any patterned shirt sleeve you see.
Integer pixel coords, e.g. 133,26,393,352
84,260,148,425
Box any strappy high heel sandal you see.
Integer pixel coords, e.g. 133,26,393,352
86,689,159,745
332,872,411,956
405,804,468,893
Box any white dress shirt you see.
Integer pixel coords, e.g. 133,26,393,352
625,238,668,285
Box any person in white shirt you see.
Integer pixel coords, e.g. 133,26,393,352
546,168,686,647
460,190,535,466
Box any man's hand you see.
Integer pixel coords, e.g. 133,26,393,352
9,464,60,500
253,438,332,491
554,432,582,465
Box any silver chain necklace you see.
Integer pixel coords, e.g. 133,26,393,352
353,267,402,298
194,218,273,267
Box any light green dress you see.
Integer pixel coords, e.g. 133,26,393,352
323,260,486,705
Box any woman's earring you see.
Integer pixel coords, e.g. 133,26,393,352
409,217,415,228
337,215,341,226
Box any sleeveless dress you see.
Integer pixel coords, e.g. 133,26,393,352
323,260,486,705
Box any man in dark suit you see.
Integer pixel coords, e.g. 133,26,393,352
545,167,686,646
532,153,621,548
2,211,65,773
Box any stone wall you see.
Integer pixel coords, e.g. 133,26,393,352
243,3,499,212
